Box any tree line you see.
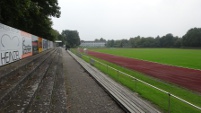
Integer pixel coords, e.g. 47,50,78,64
56,30,80,48
0,1,81,46
0,0,60,41
106,28,201,48
1,0,200,48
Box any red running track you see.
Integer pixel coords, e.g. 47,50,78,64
86,50,201,93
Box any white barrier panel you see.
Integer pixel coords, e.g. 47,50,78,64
21,31,32,58
49,41,53,48
42,39,48,51
38,37,43,53
0,23,53,67
48,40,51,49
32,35,39,55
0,23,22,66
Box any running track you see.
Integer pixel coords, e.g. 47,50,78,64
86,50,201,93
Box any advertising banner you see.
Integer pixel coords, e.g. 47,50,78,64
48,40,50,49
38,37,43,53
42,39,48,51
47,40,53,49
50,41,54,48
0,23,54,67
32,35,38,55
0,23,22,66
21,31,32,58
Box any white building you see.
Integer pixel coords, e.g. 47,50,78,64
80,41,106,47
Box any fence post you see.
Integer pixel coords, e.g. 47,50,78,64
19,58,21,68
88,57,90,63
99,62,101,70
94,59,96,67
107,65,108,73
121,66,123,72
116,70,119,80
134,78,137,91
168,93,171,113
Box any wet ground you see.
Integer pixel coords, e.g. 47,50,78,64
62,49,124,113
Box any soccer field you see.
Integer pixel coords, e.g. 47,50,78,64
91,48,201,70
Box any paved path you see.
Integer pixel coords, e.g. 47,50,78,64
69,50,161,113
62,49,124,113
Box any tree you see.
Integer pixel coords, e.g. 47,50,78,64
50,29,60,41
94,39,99,42
182,28,201,47
106,40,115,47
100,37,106,42
154,36,161,47
129,38,135,48
94,38,106,42
121,39,130,47
57,34,65,46
113,40,122,47
0,0,30,26
160,33,174,47
129,36,141,48
139,37,155,47
0,0,61,41
174,37,182,47
110,40,115,47
61,30,80,47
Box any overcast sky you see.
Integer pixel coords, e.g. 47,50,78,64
52,0,201,41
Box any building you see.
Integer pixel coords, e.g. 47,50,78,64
80,41,106,47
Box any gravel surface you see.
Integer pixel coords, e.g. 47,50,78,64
62,49,124,113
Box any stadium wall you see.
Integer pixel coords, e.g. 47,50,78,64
0,23,54,66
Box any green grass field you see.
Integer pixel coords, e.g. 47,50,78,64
71,48,201,113
90,48,201,70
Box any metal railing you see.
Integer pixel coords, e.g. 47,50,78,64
74,51,201,113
